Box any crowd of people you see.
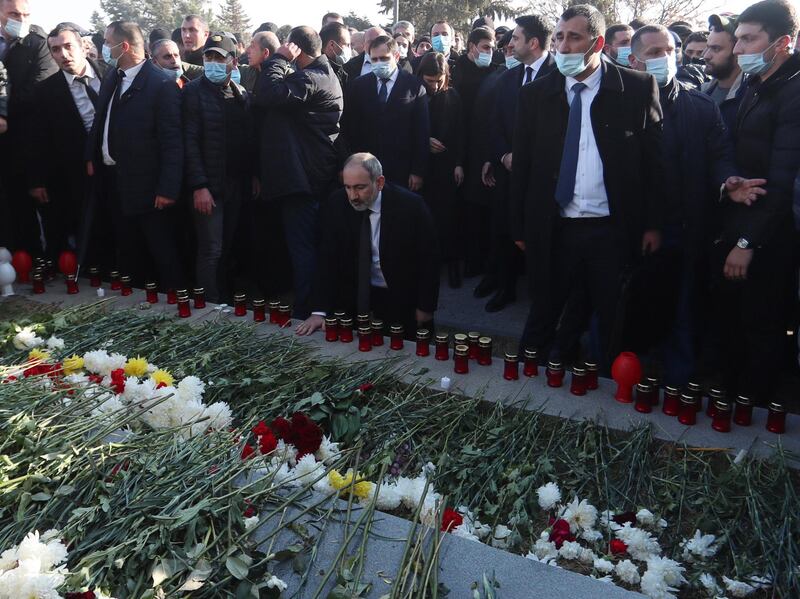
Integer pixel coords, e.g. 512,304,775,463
0,0,798,405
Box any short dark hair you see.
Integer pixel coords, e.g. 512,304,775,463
605,23,633,43
631,24,670,56
515,14,554,49
368,34,396,54
149,27,171,46
288,25,322,56
417,51,450,88
47,23,83,45
108,21,145,50
414,36,431,50
667,23,692,42
738,0,798,41
560,4,606,39
472,17,492,30
320,22,348,47
255,22,278,34
431,20,452,36
498,30,513,49
684,31,708,45
467,26,494,48
183,15,208,29
629,18,647,30
171,28,182,44
322,12,342,24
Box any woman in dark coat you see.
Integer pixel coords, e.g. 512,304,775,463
418,52,464,288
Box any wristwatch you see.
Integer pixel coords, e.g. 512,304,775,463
736,237,750,250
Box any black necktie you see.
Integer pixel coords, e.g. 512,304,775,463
357,210,372,315
524,66,534,85
108,70,126,161
378,78,389,104
76,75,99,108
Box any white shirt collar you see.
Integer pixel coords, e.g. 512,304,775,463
525,51,549,70
371,190,382,213
121,59,146,80
566,62,602,93
62,62,96,85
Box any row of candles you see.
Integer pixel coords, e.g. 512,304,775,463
39,271,790,435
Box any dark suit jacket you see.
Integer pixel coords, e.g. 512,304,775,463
510,59,664,294
87,59,183,216
492,53,557,163
342,53,368,87
28,60,108,193
341,70,430,186
311,183,440,320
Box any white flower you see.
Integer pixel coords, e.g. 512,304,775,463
591,574,614,584
640,569,679,599
722,576,756,597
202,402,232,431
557,540,582,560
699,573,721,596
615,522,661,561
614,559,641,585
177,376,205,402
658,518,668,529
368,482,402,510
13,327,44,350
525,551,560,566
490,525,512,549
531,537,558,562
600,510,622,532
580,529,603,543
640,556,686,599
594,558,614,574
315,435,340,463
536,482,561,510
451,524,480,542
265,575,288,591
45,336,64,350
636,509,655,526
244,516,259,531
681,529,719,561
288,454,325,487
83,350,126,376
561,496,598,532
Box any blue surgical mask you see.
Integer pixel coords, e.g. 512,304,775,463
737,38,780,76
160,65,182,80
615,46,632,67
431,35,450,54
4,18,28,39
505,56,521,70
555,39,597,78
204,61,229,84
230,67,241,85
645,54,677,86
475,51,492,68
103,42,122,68
371,61,396,80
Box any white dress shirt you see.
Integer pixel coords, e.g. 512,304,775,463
560,65,609,218
63,63,100,132
368,191,388,288
523,51,549,83
375,66,399,99
102,59,146,166
360,55,372,76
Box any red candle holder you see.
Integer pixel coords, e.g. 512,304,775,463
371,320,384,346
478,337,492,366
278,304,291,327
686,382,702,412
269,301,281,324
416,329,430,357
325,317,339,342
434,333,449,361
523,349,538,377
389,325,404,350
89,267,101,287
193,288,206,309
167,289,178,304
454,344,469,374
339,318,354,343
706,388,725,418
503,353,519,381
253,299,266,322
356,314,370,329
110,271,121,291
546,361,564,388
611,352,641,403
645,377,660,406
120,275,132,296
766,403,786,434
453,333,467,351
66,274,79,294
177,296,191,318
570,367,587,396
733,395,753,426
634,383,653,413
12,250,33,283
145,282,158,303
467,332,480,360
32,272,45,294
358,326,372,352
234,293,247,317
678,394,697,425
711,400,732,433
662,386,680,416
585,361,598,390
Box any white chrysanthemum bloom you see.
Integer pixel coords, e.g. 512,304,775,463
591,574,614,584
639,569,679,599
532,537,558,561
490,525,512,550
315,435,340,463
265,575,288,591
267,462,293,487
203,402,232,431
64,373,89,387
0,547,18,572
177,376,205,402
312,473,335,495
645,556,686,588
288,454,325,487
2,567,66,599
594,558,614,573
578,547,596,564
722,576,756,597
396,474,436,510
367,482,402,510
614,559,641,585
557,540,582,561
636,509,655,526
244,516,259,531
455,508,491,541
45,336,64,350
451,524,480,542
91,393,125,418
561,496,598,532
657,519,668,529
15,530,68,572
699,573,721,596
681,529,719,561
12,326,44,350
536,482,561,510
581,529,603,543
615,523,661,561
600,510,622,531
106,353,127,373
83,350,125,376
472,519,492,540
526,550,559,566
275,440,298,467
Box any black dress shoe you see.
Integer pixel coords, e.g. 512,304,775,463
485,289,516,313
473,275,497,298
447,262,462,289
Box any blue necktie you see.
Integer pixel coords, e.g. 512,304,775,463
554,82,587,209
378,78,388,104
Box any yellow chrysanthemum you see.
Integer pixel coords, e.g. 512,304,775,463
150,369,174,387
328,469,374,500
124,356,149,377
62,354,84,375
28,348,50,362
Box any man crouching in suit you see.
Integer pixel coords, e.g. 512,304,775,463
296,152,440,339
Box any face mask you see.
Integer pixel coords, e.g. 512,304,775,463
230,67,241,85
332,43,351,66
398,45,408,59
160,65,182,80
615,46,632,66
431,35,450,54
102,42,122,68
475,50,492,68
685,56,705,66
505,56,521,70
645,54,678,86
204,61,229,84
4,18,28,39
371,61,395,80
555,38,597,77
737,38,780,76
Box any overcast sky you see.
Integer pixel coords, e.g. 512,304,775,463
31,0,785,34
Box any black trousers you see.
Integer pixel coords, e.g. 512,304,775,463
485,170,522,292
371,286,433,340
519,217,625,372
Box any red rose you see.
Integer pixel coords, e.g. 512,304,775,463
290,412,323,457
270,417,292,440
549,518,575,549
241,443,256,460
610,539,628,555
441,507,463,532
252,420,270,437
258,429,278,454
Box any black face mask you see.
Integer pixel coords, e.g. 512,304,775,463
684,56,706,67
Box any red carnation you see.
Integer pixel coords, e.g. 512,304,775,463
110,368,126,394
243,499,256,518
610,539,628,555
549,518,575,549
156,382,168,389
258,429,278,454
441,507,463,532
290,412,323,457
241,443,256,460
252,420,271,437
66,592,95,599
357,382,374,393
270,416,292,440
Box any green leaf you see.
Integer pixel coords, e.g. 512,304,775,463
178,560,212,591
30,492,52,501
54,484,75,496
226,556,249,580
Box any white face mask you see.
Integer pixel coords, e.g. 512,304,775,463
398,45,408,59
4,17,29,39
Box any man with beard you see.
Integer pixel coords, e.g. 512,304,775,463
701,14,744,134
